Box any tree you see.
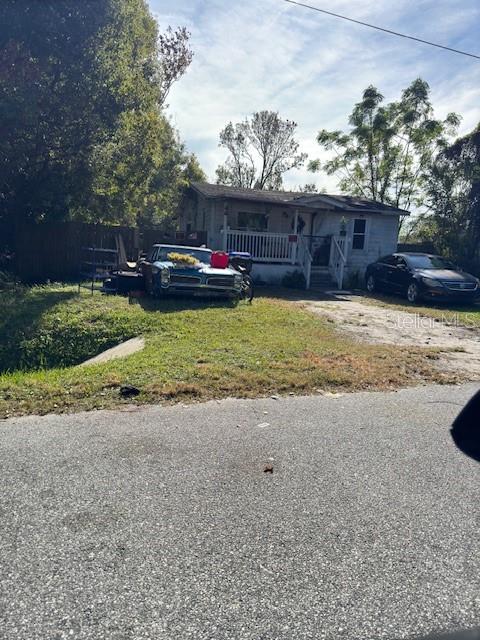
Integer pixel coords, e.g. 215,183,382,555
418,124,480,270
0,0,198,226
1,1,112,223
157,26,194,106
216,111,307,190
297,183,319,193
309,79,460,218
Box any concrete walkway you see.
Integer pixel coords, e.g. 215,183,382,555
79,336,145,367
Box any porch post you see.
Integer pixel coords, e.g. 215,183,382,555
292,209,299,264
222,202,228,251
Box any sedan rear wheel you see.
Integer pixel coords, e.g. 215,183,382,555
407,282,420,303
366,274,376,293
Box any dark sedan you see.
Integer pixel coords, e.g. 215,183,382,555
365,253,480,304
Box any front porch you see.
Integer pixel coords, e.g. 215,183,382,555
222,229,348,290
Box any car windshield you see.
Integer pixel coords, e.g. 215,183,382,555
406,255,456,270
156,247,211,263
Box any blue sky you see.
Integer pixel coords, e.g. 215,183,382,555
149,0,480,191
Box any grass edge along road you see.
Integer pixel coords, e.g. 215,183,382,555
0,285,461,419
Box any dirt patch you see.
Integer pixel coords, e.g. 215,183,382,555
300,294,480,379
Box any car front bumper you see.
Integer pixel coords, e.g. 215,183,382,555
159,283,242,297
421,286,479,302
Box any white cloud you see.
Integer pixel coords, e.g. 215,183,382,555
151,0,480,191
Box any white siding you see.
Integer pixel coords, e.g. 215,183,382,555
345,215,399,277
312,212,400,277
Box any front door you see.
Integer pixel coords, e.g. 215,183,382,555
306,236,331,266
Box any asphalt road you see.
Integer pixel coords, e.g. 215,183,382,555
1,384,479,640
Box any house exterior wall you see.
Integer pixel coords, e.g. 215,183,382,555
346,214,399,277
312,212,400,278
251,263,301,285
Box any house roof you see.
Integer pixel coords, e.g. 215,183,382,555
190,182,410,216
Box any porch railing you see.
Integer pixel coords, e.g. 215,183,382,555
329,236,348,289
298,235,313,289
226,230,295,263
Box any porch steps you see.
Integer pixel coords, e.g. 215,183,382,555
309,267,336,291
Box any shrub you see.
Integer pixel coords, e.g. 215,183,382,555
282,270,306,289
0,270,16,291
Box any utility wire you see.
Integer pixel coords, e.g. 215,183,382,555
283,0,480,60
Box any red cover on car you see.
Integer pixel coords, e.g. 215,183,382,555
210,251,229,269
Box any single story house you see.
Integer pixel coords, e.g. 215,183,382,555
180,182,409,289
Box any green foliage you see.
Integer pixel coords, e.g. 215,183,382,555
0,1,201,227
309,79,459,218
418,124,480,272
297,183,319,193
0,271,15,291
282,270,306,289
0,287,149,371
216,111,307,190
158,26,194,106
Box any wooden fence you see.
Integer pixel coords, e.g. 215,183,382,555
0,221,207,283
397,241,437,253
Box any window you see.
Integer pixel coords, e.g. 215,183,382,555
394,256,408,269
352,219,366,250
237,212,268,232
378,255,396,265
405,254,456,270
155,246,212,263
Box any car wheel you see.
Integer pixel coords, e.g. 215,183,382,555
151,284,164,299
407,282,420,303
366,274,376,293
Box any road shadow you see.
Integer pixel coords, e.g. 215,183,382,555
451,388,480,462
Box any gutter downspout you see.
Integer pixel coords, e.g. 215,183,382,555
292,209,299,264
309,211,317,253
222,201,228,251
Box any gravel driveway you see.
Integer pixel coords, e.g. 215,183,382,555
1,385,479,639
300,294,480,378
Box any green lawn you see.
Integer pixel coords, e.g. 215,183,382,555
0,285,458,418
359,292,480,328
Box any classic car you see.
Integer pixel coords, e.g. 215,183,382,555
139,244,243,297
366,252,480,304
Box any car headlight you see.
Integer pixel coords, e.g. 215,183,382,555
160,269,170,285
421,277,443,289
